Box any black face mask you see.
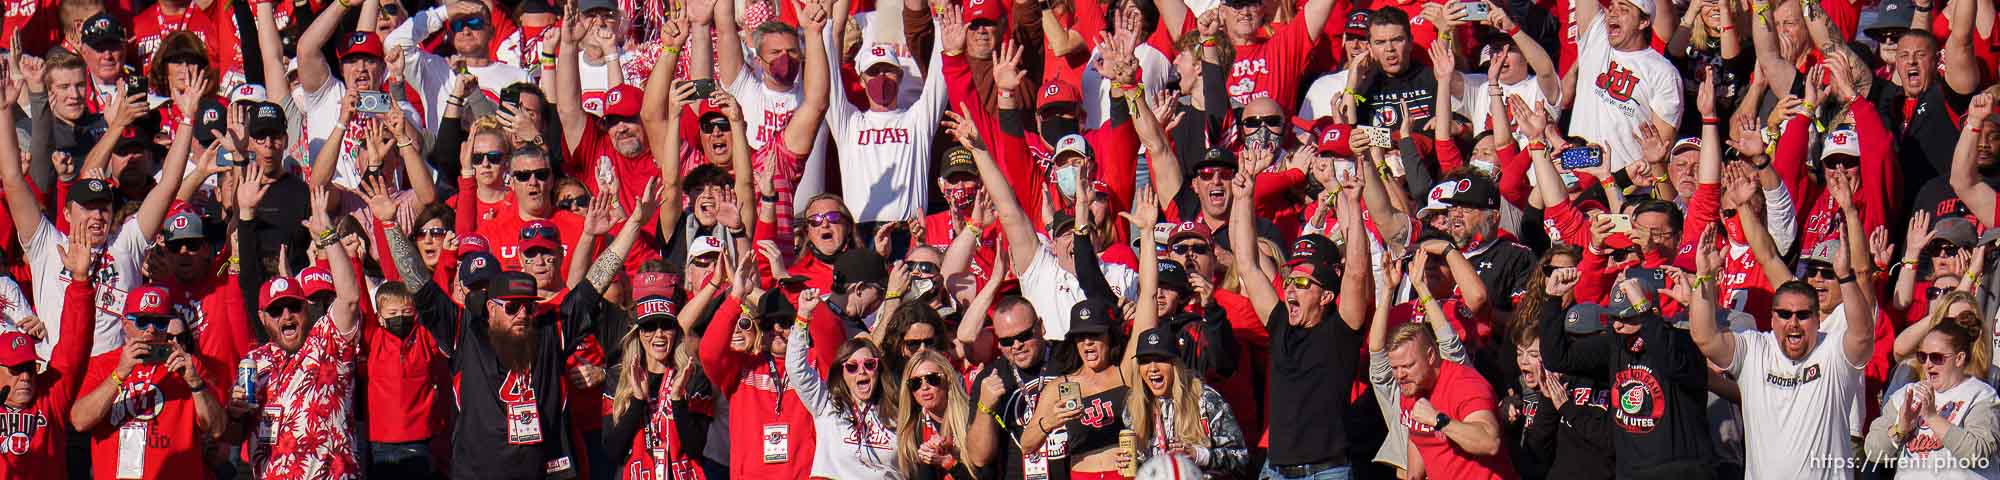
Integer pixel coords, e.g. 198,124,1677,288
306,301,329,323
1040,118,1080,145
383,315,416,337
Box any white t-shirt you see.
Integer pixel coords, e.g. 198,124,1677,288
25,217,149,359
1881,379,2000,479
821,32,947,223
1081,44,1171,130
385,6,533,134
1298,71,1351,121
1566,16,1683,171
1729,314,1868,480
1017,243,1138,341
289,79,426,190
1461,73,1549,147
727,60,830,215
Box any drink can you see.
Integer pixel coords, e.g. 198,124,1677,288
1118,429,1138,477
236,358,258,405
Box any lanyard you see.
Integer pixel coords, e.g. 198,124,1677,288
768,358,785,414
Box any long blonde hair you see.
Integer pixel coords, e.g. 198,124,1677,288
894,351,976,478
610,324,695,418
1927,291,1990,381
1124,360,1210,454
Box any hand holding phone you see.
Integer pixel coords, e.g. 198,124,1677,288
1604,214,1634,235
1557,146,1606,170
1058,381,1082,411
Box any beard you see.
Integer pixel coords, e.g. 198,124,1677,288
491,326,540,371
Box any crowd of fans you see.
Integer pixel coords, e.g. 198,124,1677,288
1,0,1998,477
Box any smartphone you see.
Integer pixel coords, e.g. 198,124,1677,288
1057,381,1082,411
1557,145,1605,170
216,150,237,168
1604,213,1634,235
140,345,171,364
1358,126,1393,149
357,91,394,115
1461,0,1491,21
123,70,148,97
688,79,717,100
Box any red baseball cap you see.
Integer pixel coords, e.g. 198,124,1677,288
337,32,385,61
298,266,335,299
459,233,491,253
124,285,176,318
259,277,307,308
0,332,34,367
1315,123,1357,157
631,272,676,300
519,220,563,254
1038,80,1081,109
965,0,1005,23
602,84,643,118
1167,221,1213,243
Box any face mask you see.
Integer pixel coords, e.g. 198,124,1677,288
945,187,978,210
1053,165,1082,198
864,76,899,107
383,315,416,337
1243,129,1280,149
767,54,801,86
1040,118,1079,145
909,277,935,300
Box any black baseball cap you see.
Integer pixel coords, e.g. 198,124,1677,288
1133,327,1178,362
634,295,680,325
1158,259,1192,294
67,178,116,206
191,97,227,146
1437,176,1500,210
1192,147,1236,172
1286,234,1342,287
1049,211,1077,236
1067,297,1118,336
488,271,539,300
80,13,124,50
247,102,286,138
458,251,501,289
1565,303,1607,335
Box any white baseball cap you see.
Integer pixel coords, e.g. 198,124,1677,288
854,43,902,72
1821,128,1861,160
1053,134,1089,159
1624,0,1656,17
229,84,268,104
689,235,726,259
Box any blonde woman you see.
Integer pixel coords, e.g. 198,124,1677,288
1894,291,1992,380
1125,201,1248,477
603,296,711,479
895,349,992,479
1865,317,2000,477
790,289,901,479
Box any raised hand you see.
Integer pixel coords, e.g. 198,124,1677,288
237,166,273,219
939,6,967,53
993,40,1027,92
795,287,825,317
1904,209,1935,260
943,108,984,151
661,8,693,47
1697,66,1718,118
1545,267,1580,296
359,175,400,222
581,193,616,235
1428,40,1455,85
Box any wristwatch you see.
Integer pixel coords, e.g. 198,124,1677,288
1434,413,1452,430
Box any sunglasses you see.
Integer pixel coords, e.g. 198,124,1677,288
1196,167,1236,181
1927,285,1954,301
520,225,559,242
1284,276,1321,289
512,168,553,182
908,261,940,276
844,357,880,374
1772,308,1814,321
807,211,848,227
1916,350,1961,365
1171,243,1212,255
599,115,639,127
379,3,404,15
1822,155,1860,170
1239,115,1284,130
636,319,676,333
449,16,488,32
557,195,591,210
490,298,535,315
689,254,719,269
906,373,946,390
127,315,174,332
416,227,452,239
166,239,205,254
471,151,505,166
699,119,733,133
262,302,302,317
735,318,755,331
902,337,937,353
1803,264,1837,280
996,330,1038,348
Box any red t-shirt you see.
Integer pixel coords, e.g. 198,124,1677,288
1401,361,1515,479
132,4,239,75
80,348,229,480
1226,18,1318,114
0,280,96,478
474,207,588,269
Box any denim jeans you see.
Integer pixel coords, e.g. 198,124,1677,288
1259,460,1353,480
368,441,434,479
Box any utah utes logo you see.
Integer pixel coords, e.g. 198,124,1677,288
349,32,370,45
171,215,191,232
1044,83,1060,98
1596,62,1640,102
201,108,220,124
608,89,624,105
137,291,163,311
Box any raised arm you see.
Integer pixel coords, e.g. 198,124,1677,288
136,79,207,240
1945,0,1986,95
253,1,292,104
1686,227,1738,367
645,12,694,234
1828,170,1875,366
1229,145,1282,320
295,0,355,95
0,76,40,246
1958,93,1999,224
1746,0,1796,95
713,0,748,85
947,109,1041,273
556,4,592,152
306,186,361,335
1490,6,1559,102
781,4,833,156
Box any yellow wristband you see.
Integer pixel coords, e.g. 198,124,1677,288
885,291,903,300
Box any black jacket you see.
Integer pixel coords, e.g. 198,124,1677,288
1538,294,1714,479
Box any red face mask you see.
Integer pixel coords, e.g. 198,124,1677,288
864,76,899,107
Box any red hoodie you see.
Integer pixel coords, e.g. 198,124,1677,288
697,296,843,480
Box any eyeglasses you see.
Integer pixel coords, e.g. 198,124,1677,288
416,227,451,239
699,118,733,133
1772,308,1814,321
807,211,848,227
166,239,205,254
735,318,755,331
908,261,940,276
470,151,505,166
637,319,675,333
1916,350,1961,365
906,373,946,390
1926,285,1954,301
262,302,302,317
449,16,488,32
557,195,591,210
1239,115,1284,130
996,330,1038,348
1170,243,1212,255
1196,167,1236,181
902,337,937,354
490,298,535,315
689,254,719,269
1284,276,1321,289
844,357,880,374
126,315,174,332
512,168,553,182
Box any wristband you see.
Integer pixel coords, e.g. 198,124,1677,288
1200,36,1218,47
962,225,982,237
336,0,354,8
885,291,903,300
1702,116,1721,125
110,372,124,387
1418,294,1435,305
1526,141,1548,151
1914,4,1933,11
188,381,208,393
1504,25,1521,36
1968,272,1981,285
1838,273,1857,284
1904,258,1920,266
662,45,682,55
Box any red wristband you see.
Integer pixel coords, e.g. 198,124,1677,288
1702,117,1721,125
1504,25,1521,36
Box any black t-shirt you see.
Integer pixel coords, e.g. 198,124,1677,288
249,172,313,270
970,359,1049,480
1536,295,1713,475
1874,81,1974,202
1914,175,2000,220
1264,303,1360,466
1360,63,1439,128
414,282,601,480
1468,240,1538,312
